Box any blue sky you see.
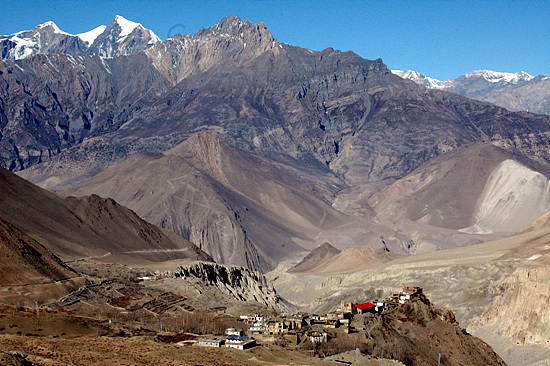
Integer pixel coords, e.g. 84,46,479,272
1,0,548,80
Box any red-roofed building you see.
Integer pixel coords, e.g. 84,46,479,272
354,302,376,314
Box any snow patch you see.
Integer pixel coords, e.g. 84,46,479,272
13,63,25,72
148,31,161,44
76,25,106,45
100,57,112,74
8,36,37,59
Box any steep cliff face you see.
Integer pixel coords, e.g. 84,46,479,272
469,281,550,346
467,270,550,366
162,261,290,311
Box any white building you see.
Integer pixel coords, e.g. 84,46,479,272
198,338,224,347
308,331,328,343
225,328,243,336
225,336,256,350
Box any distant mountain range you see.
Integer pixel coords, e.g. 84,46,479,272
392,69,550,115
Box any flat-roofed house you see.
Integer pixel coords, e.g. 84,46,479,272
198,338,224,347
225,336,256,350
354,302,376,314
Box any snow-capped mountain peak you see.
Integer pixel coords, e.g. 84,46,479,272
76,25,107,45
0,21,72,60
84,15,161,58
464,70,534,84
391,68,548,114
392,69,447,89
111,15,161,43
1,16,162,61
37,21,68,35
113,15,141,39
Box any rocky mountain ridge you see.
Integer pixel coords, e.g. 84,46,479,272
5,15,549,277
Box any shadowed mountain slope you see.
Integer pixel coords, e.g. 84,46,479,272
0,166,212,263
0,217,76,286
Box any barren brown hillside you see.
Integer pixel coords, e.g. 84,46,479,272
0,166,211,263
0,218,76,286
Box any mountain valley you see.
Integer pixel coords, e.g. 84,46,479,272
1,13,550,366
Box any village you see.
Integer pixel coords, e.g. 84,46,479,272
191,286,425,352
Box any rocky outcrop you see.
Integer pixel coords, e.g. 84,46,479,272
357,295,507,366
163,262,290,311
